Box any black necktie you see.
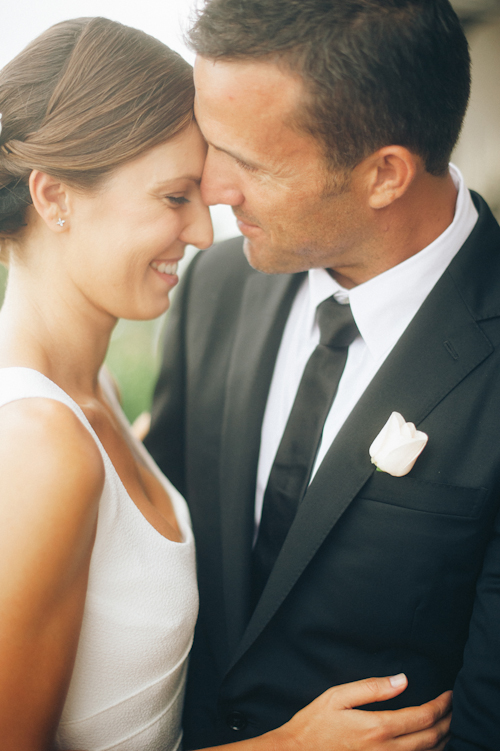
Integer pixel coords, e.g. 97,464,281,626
251,296,359,608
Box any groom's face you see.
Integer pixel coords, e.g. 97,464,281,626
194,57,369,277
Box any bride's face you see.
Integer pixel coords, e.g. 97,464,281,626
60,123,213,322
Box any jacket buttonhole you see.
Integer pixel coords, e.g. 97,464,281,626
444,340,459,360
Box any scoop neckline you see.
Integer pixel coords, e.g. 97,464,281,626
0,366,192,547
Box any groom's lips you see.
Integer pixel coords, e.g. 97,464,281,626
236,217,261,236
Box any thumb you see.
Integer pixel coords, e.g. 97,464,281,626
328,673,408,709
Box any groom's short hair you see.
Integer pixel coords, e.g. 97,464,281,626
188,0,470,176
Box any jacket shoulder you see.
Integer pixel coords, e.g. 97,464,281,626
190,236,256,289
176,237,259,321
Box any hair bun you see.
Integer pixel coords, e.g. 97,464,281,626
0,181,32,234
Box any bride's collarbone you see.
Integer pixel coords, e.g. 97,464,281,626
81,400,183,543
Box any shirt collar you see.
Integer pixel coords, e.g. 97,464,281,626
307,163,478,360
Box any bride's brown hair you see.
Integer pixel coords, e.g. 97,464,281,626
0,17,194,259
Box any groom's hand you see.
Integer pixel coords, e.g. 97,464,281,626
277,674,452,750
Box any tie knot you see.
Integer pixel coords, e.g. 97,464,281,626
316,296,359,348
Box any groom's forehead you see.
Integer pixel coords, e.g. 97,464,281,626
194,56,304,107
193,56,330,178
193,55,309,144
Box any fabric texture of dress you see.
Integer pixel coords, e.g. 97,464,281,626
0,367,198,751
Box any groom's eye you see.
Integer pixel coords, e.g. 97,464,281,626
234,157,257,173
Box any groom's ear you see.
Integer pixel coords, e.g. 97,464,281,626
29,170,70,231
362,146,418,210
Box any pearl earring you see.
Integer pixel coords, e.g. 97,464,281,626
56,218,65,227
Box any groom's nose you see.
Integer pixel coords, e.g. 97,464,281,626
201,146,245,207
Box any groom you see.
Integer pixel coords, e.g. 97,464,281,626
146,1,500,749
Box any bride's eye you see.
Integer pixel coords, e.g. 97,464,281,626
166,195,190,206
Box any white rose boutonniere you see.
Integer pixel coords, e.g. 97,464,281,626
369,412,428,477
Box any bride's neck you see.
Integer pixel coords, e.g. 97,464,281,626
0,261,117,399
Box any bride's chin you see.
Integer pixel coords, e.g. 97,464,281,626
105,298,171,323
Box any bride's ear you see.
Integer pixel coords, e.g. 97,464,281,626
29,170,70,231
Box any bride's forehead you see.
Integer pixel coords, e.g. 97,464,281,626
105,129,205,188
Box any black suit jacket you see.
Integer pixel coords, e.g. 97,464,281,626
146,193,500,751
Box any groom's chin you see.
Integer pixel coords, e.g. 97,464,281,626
243,238,281,275
242,236,303,276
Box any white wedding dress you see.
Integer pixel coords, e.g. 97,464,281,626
0,367,199,751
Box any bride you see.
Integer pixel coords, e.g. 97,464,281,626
0,17,451,751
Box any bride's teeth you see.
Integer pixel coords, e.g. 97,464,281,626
151,261,178,275
161,262,177,274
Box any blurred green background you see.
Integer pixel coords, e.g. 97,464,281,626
105,316,164,423
0,264,164,423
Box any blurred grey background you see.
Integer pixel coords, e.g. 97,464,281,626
453,0,500,218
0,0,498,421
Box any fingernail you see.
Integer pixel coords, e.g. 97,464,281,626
389,673,407,687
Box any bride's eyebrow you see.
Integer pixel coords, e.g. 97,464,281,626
151,176,202,190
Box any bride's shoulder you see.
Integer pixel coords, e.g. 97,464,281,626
0,398,104,679
0,397,105,521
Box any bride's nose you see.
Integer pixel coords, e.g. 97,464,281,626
180,203,214,250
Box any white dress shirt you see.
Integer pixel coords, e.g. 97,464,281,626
254,164,478,531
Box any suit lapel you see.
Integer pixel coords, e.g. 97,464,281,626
219,270,305,655
228,252,495,669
